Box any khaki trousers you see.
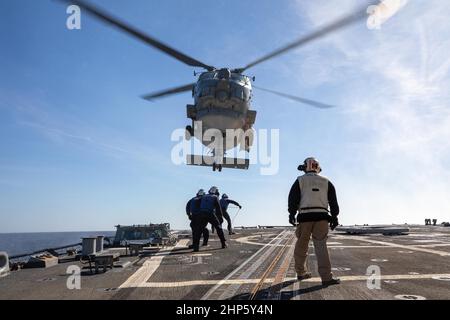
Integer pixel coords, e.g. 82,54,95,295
294,220,333,281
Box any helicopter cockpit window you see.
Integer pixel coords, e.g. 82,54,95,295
232,86,250,101
234,88,244,100
200,86,215,97
231,73,245,82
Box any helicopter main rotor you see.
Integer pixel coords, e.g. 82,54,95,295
142,83,196,101
61,0,215,71
233,4,372,73
59,0,377,108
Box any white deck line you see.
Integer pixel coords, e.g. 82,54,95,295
119,239,189,288
138,273,450,288
201,229,289,300
334,236,450,257
217,230,293,300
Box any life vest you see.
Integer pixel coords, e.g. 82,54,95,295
189,196,202,215
298,173,329,214
200,194,217,214
219,199,229,211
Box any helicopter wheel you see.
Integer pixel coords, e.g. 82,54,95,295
185,125,193,140
218,165,222,172
212,163,216,172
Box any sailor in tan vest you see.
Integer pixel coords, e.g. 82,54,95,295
288,157,341,286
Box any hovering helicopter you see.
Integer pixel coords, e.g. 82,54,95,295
61,0,374,171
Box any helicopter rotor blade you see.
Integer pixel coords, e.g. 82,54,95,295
142,83,195,101
59,0,214,71
254,86,336,109
237,2,374,72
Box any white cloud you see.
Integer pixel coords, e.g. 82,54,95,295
291,0,450,224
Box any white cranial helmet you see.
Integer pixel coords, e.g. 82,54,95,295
303,157,322,173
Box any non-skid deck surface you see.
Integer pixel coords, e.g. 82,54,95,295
1,226,449,300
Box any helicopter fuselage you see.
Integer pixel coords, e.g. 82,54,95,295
186,69,257,153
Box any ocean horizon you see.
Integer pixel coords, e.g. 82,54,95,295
0,231,116,257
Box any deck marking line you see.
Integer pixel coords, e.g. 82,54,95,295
201,229,288,300
334,236,450,256
250,232,295,300
218,231,293,300
119,239,189,288
269,235,296,300
141,273,450,288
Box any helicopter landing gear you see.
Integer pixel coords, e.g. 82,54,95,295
185,125,193,140
212,163,222,172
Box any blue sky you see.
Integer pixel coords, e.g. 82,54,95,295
1,0,450,232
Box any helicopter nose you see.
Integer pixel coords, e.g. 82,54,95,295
216,90,228,102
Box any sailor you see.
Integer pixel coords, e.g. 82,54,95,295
288,157,341,286
186,189,209,249
191,186,227,252
210,187,221,234
219,194,242,235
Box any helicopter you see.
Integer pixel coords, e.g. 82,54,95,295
61,0,375,171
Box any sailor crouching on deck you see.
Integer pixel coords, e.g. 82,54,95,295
192,186,227,252
186,189,209,249
288,157,340,286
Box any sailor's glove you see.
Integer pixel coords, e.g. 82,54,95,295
330,216,339,231
289,214,297,226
